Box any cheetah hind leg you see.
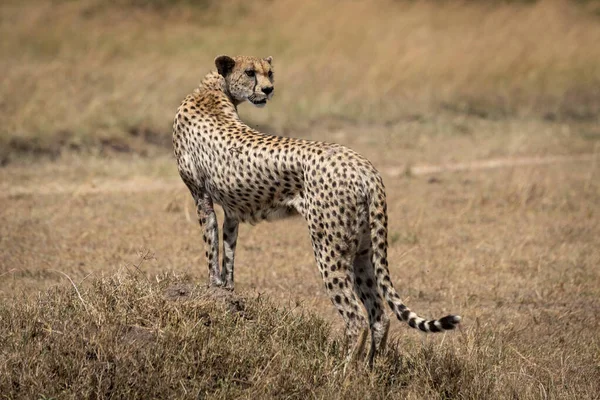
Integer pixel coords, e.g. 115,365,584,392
377,316,390,355
353,225,391,368
367,316,390,368
342,327,369,375
306,218,368,367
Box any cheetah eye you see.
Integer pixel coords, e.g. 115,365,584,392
245,70,255,77
267,70,273,79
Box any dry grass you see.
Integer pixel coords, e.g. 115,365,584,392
1,0,600,398
1,124,599,398
1,0,600,162
0,269,598,399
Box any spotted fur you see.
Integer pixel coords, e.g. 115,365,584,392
172,55,461,365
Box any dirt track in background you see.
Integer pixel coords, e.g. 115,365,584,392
3,152,596,198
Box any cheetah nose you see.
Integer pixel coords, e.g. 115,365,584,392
262,86,273,95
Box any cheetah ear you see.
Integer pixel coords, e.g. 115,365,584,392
264,56,273,64
215,55,235,77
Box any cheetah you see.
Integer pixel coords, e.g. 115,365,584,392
172,55,461,366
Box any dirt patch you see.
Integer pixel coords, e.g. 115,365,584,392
165,283,248,320
382,153,598,177
164,282,196,300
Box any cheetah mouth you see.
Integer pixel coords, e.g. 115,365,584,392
250,98,267,107
248,93,268,107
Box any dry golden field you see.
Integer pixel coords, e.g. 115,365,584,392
2,0,600,162
1,0,600,399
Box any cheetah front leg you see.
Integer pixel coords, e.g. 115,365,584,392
195,192,222,287
221,215,239,290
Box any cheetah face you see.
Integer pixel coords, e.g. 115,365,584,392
215,55,274,107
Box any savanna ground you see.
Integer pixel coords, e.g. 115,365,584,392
1,0,600,398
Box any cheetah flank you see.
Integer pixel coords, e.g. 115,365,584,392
172,55,461,365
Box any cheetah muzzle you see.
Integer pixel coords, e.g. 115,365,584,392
172,55,461,367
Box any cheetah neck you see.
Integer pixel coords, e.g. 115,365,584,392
198,71,242,108
199,71,226,92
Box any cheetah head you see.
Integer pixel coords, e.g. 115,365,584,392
215,55,274,108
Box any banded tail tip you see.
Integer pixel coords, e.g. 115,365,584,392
439,315,461,330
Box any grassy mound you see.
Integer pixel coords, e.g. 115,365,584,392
1,272,598,399
0,273,470,399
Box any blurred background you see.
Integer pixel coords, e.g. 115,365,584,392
2,2,600,396
1,0,599,163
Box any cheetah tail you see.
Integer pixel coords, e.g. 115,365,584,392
367,181,461,333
